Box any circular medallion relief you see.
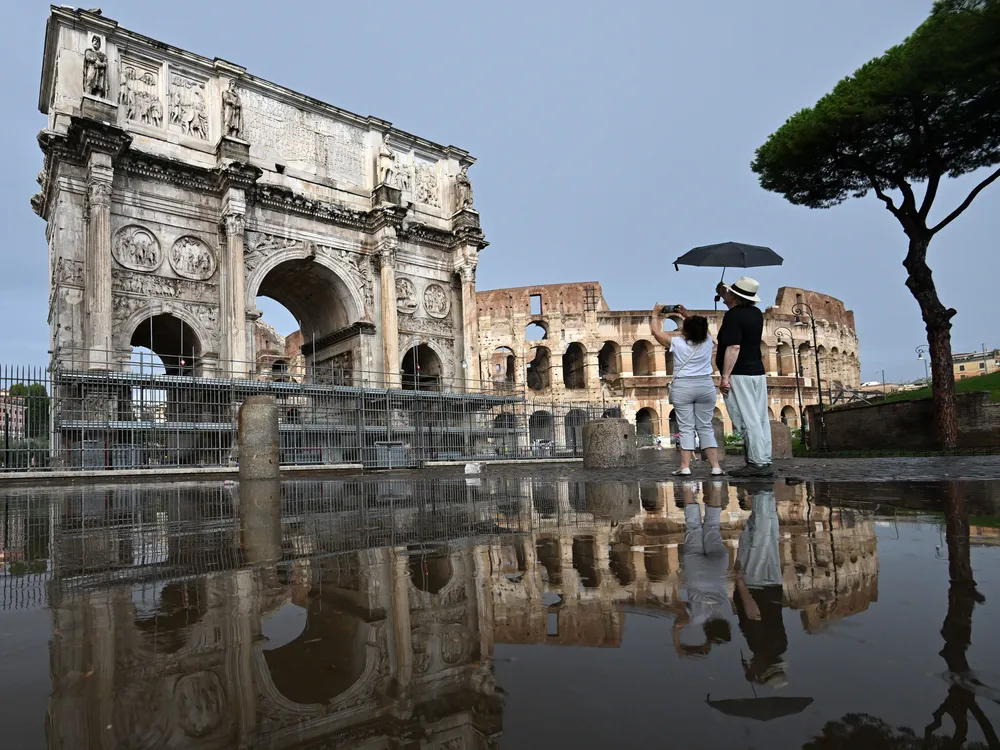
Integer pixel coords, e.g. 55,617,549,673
112,225,162,273
423,283,450,319
169,236,217,281
396,277,418,314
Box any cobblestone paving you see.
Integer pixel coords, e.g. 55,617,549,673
397,453,1000,484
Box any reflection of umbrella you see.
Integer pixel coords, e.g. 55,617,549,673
705,694,813,722
674,242,784,275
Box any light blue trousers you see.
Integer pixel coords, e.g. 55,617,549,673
724,374,772,466
670,375,719,451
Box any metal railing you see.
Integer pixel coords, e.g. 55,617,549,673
1,355,616,473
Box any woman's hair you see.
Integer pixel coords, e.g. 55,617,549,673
682,315,709,345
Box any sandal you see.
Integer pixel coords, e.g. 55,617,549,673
711,468,726,476
672,468,691,476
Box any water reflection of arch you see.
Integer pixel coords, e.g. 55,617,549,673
131,580,210,656
408,544,454,595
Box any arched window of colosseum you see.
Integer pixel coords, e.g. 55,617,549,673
598,341,620,378
526,322,548,342
529,410,555,445
610,548,635,586
526,347,551,391
830,347,841,384
767,406,775,420
635,407,659,437
760,341,773,373
632,340,654,376
667,408,678,435
781,405,798,427
776,342,794,376
565,409,588,452
644,547,670,582
562,343,587,389
491,347,516,386
816,345,828,385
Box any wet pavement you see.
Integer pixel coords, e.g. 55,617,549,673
1,477,999,749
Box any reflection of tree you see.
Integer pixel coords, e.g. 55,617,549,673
804,482,999,749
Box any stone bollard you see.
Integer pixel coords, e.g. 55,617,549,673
239,478,282,564
770,420,793,460
239,395,280,480
583,418,637,469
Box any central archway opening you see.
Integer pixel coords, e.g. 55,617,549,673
253,258,359,383
401,345,442,390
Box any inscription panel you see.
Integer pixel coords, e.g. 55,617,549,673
241,89,366,185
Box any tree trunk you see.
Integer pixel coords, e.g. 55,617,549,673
903,234,959,449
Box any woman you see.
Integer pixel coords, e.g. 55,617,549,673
650,305,724,476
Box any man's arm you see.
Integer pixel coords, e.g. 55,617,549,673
720,346,740,394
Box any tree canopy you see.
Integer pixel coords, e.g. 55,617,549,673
751,0,1000,236
8,383,50,440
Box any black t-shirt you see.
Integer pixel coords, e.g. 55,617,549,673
716,304,765,376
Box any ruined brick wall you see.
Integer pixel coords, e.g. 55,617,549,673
806,392,1000,450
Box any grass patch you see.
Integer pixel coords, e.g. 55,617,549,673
879,371,1000,405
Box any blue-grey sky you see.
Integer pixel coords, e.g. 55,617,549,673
2,1,996,383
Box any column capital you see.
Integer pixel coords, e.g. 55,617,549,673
85,179,112,211
221,212,246,237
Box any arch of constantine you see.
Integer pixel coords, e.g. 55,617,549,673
34,7,485,384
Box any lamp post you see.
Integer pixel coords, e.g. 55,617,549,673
775,326,806,448
916,345,930,385
792,302,826,451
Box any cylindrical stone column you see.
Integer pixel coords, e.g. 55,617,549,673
221,206,248,376
85,156,113,370
459,261,479,390
379,247,400,388
238,395,280,480
583,418,637,469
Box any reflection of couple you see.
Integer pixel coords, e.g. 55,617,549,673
673,482,788,688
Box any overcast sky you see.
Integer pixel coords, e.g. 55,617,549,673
2,0,995,382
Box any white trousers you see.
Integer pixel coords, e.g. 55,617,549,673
724,374,772,466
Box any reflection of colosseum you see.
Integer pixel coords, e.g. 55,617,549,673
477,282,861,441
42,477,876,748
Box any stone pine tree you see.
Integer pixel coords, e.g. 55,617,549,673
751,0,1000,448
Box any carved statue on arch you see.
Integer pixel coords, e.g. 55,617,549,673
83,35,108,98
222,79,242,138
378,134,397,187
455,164,474,210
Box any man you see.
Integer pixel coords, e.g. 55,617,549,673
716,277,772,476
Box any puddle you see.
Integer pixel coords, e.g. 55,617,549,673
1,478,999,748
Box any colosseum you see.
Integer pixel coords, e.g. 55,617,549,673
475,281,860,445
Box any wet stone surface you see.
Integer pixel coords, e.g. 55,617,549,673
1,477,999,748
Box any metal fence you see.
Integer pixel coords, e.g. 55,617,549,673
0,357,617,473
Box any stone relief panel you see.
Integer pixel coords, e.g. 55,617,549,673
174,671,226,738
351,253,376,321
423,283,450,319
398,314,454,337
396,277,418,314
113,225,162,273
119,59,162,127
243,232,300,275
414,160,440,207
112,269,218,304
169,236,217,281
168,72,210,140
240,89,366,185
54,259,84,287
395,151,414,194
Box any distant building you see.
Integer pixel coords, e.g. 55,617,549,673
953,349,1000,380
0,390,27,440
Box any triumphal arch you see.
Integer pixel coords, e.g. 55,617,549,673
33,7,486,386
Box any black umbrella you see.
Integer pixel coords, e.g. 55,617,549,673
673,241,784,277
705,694,814,722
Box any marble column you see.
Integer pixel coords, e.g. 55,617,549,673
85,153,113,370
379,245,400,388
459,261,479,390
220,193,248,376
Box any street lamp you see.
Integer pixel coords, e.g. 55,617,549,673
792,302,827,451
915,345,930,384
775,326,806,447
